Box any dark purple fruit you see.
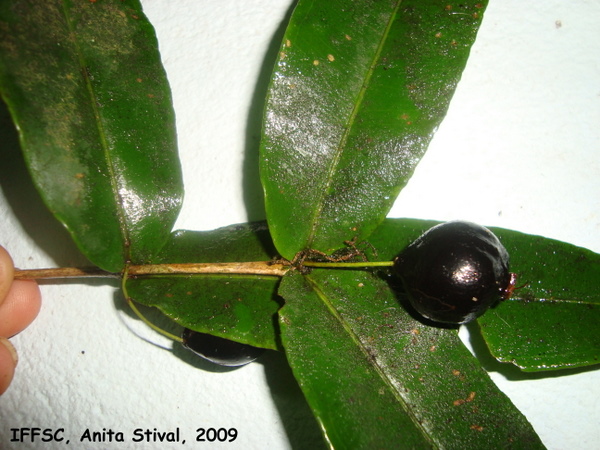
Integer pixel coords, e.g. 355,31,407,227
181,328,265,367
393,221,513,325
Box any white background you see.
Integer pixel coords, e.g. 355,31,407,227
1,1,599,448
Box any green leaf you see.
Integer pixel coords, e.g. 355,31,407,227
0,0,182,272
368,218,600,371
478,229,600,371
260,0,488,260
279,270,544,448
125,222,282,350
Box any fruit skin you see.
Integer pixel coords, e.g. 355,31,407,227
181,328,265,367
393,221,512,325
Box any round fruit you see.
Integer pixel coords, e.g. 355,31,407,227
393,221,513,325
181,328,265,367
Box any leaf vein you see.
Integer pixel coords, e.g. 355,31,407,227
60,0,131,262
304,272,435,447
306,1,403,250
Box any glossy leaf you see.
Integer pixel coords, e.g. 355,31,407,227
279,270,544,448
0,0,182,272
126,222,282,350
478,229,600,371
368,218,600,371
260,0,488,260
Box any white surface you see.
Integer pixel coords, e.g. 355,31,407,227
1,1,599,449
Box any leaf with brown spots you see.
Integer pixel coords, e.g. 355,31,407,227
261,0,489,260
0,0,182,271
279,270,544,448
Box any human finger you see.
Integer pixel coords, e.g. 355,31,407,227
0,246,14,302
0,336,17,395
0,280,41,338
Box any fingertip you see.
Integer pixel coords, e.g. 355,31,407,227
0,280,42,338
15,279,42,324
0,337,17,395
0,246,15,302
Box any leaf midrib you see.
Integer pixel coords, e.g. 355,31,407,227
304,272,437,448
305,1,402,250
61,0,131,262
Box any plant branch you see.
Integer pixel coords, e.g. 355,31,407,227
13,261,290,280
13,267,118,280
12,260,395,281
126,262,289,277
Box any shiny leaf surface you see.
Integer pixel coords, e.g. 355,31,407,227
369,218,600,371
479,229,600,371
279,270,544,448
126,222,282,350
0,0,182,271
260,0,488,260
